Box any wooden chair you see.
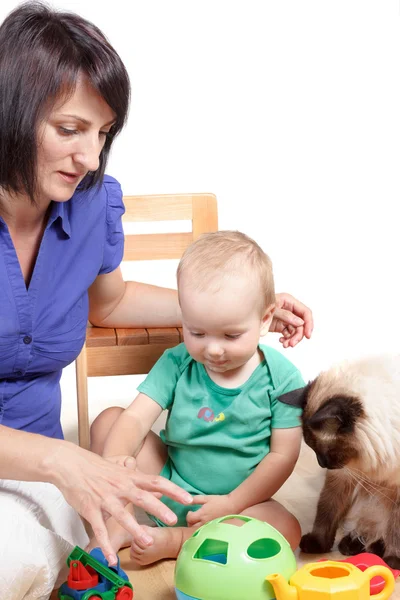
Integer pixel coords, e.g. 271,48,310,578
75,193,218,449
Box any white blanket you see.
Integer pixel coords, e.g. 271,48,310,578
0,480,89,600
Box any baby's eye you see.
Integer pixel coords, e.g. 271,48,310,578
59,127,78,136
191,332,205,338
225,334,241,339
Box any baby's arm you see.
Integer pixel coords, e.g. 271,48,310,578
187,427,302,527
102,392,163,459
228,426,302,511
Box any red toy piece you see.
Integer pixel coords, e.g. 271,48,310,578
319,553,399,595
67,560,99,590
115,587,134,599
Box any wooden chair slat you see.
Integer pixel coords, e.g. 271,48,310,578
147,327,180,345
123,194,194,222
116,328,149,346
86,327,117,347
123,232,193,261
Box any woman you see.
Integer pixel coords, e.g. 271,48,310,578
0,2,313,596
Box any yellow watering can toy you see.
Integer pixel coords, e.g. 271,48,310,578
266,560,395,600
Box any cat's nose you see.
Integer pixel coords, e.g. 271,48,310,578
317,453,328,468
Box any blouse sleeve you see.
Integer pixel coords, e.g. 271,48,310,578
98,177,126,275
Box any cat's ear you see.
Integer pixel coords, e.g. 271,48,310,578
278,385,309,408
308,396,364,434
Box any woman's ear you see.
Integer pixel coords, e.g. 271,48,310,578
260,303,275,336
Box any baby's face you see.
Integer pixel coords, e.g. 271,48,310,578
179,276,272,374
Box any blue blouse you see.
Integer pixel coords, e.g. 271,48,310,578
0,176,125,439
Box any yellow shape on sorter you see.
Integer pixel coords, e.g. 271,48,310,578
266,560,395,600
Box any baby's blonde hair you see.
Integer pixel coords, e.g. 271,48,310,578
177,230,275,313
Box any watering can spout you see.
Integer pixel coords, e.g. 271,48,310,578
265,572,298,600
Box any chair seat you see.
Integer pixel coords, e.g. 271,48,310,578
84,326,183,376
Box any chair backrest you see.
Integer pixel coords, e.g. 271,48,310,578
75,192,218,448
122,193,218,260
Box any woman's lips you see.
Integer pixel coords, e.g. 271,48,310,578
58,171,81,183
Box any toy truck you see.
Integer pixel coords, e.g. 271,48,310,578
58,546,133,600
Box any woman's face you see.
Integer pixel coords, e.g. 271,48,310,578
36,77,115,204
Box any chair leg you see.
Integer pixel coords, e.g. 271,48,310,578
76,343,90,450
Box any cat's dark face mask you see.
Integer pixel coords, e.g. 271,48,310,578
279,386,364,470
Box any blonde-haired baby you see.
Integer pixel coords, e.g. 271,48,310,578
90,231,304,564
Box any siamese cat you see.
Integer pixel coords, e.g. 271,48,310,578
280,354,400,569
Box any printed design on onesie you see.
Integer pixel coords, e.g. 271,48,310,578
197,407,225,423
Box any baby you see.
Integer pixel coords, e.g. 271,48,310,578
90,230,304,564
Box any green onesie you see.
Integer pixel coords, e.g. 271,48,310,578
137,343,304,526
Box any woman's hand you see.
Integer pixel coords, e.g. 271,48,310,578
272,293,314,348
104,454,137,469
46,441,192,566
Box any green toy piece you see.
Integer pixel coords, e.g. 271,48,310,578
174,515,297,600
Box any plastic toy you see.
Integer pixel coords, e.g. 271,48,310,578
319,553,400,595
174,514,297,600
58,546,133,599
266,559,394,600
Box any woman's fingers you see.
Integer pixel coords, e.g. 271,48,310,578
129,471,192,506
85,509,118,566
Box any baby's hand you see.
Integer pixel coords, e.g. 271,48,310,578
186,494,237,528
104,455,137,470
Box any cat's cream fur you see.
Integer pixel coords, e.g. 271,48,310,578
297,354,400,568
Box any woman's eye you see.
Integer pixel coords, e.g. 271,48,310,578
59,127,78,136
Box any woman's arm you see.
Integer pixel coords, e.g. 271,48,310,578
0,425,192,565
88,267,181,327
88,268,313,345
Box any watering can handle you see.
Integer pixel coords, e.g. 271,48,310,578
364,566,395,600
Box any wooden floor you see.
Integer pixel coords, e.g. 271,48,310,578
118,442,400,600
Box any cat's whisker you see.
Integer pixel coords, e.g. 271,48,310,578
348,466,392,490
344,467,396,505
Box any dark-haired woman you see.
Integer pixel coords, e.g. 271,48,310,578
0,2,313,595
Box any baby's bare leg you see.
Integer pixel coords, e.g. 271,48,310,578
241,499,301,550
89,409,168,553
90,406,124,455
131,499,301,566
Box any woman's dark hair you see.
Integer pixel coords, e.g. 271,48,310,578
0,1,130,201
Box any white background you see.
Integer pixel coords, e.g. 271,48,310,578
1,1,400,442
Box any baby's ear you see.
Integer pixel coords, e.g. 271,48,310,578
260,303,275,336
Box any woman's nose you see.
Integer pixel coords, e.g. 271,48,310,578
73,135,101,172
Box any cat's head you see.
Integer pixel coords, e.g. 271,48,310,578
282,355,400,479
282,374,366,470
301,379,365,469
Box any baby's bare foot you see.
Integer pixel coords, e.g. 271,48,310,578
130,525,184,565
86,521,133,557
